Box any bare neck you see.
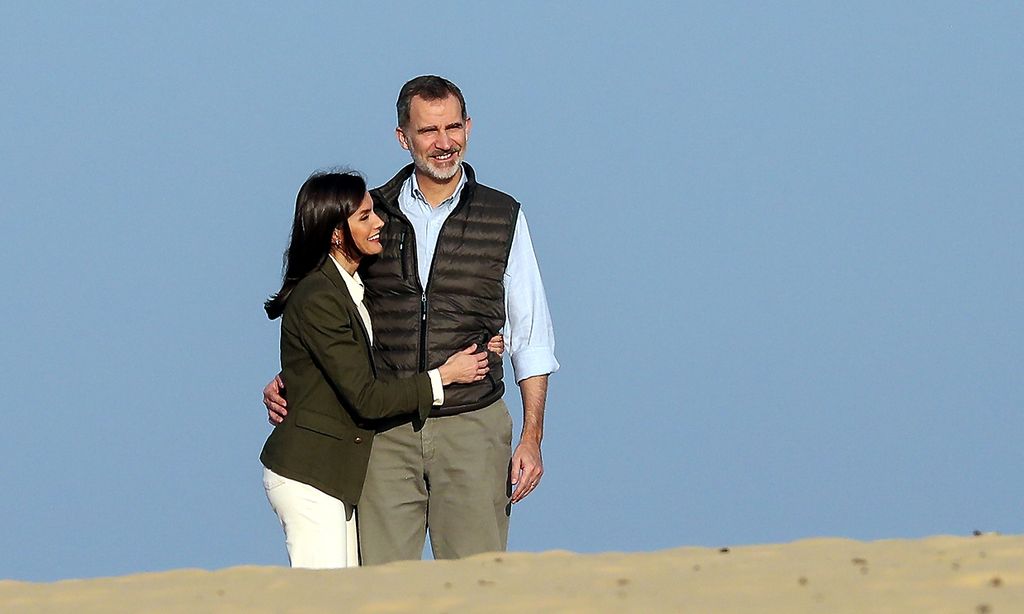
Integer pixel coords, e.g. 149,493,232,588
330,250,359,275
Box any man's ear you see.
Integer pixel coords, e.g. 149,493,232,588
465,117,472,138
396,127,410,151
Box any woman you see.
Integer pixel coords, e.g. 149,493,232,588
260,171,490,569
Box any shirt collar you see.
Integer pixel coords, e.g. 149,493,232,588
408,163,468,209
328,255,364,304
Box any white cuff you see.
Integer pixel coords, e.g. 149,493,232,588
427,369,445,406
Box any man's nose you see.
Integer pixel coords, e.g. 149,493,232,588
436,130,452,150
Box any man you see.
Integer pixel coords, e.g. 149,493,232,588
264,75,558,564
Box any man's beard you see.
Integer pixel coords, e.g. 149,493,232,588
410,145,465,181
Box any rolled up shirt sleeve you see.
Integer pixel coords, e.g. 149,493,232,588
504,209,560,383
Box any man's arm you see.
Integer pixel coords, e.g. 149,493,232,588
504,209,559,503
510,374,547,503
264,374,287,425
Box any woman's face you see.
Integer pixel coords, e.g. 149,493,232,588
343,191,384,257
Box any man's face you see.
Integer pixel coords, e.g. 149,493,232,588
397,94,471,182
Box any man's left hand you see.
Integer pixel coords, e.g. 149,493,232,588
510,440,543,503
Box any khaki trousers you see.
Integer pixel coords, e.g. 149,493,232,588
358,399,513,564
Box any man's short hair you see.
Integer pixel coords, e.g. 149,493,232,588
396,75,468,129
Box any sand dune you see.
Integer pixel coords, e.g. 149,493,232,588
2,535,1020,612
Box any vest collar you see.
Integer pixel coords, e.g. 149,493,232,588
374,163,478,214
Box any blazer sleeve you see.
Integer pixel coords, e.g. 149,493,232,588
294,287,433,423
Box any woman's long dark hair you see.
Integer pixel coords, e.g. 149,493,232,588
265,171,367,319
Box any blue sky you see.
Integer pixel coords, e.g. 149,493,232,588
1,2,1021,581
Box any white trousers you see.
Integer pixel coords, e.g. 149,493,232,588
263,467,359,568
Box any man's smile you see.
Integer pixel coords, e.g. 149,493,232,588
432,149,459,161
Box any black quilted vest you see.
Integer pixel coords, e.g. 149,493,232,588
361,163,519,416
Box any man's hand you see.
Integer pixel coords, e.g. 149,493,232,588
510,374,548,503
263,374,287,425
510,439,543,503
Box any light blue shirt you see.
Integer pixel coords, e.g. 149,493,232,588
399,166,559,382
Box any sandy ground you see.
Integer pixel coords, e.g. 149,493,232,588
1,534,1020,613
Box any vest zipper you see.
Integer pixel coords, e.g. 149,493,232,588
399,229,409,279
419,291,427,371
417,180,476,376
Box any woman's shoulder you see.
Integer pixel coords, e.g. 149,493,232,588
284,268,351,320
292,267,332,295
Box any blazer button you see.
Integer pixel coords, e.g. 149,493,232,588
353,437,364,444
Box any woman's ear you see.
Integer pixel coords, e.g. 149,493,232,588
331,228,345,249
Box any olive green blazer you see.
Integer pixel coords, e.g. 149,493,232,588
260,259,433,505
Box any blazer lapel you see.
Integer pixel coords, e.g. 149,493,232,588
318,259,378,376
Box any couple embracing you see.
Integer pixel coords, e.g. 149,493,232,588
258,76,558,568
